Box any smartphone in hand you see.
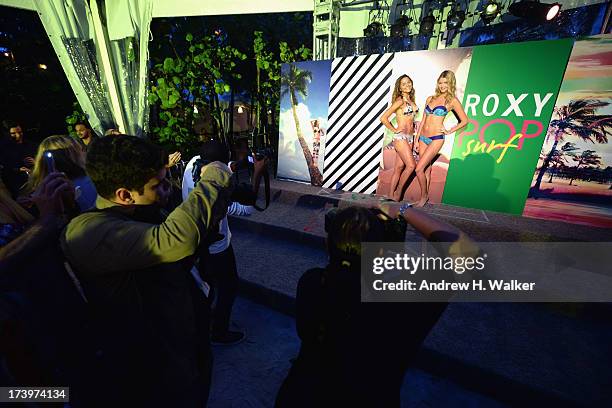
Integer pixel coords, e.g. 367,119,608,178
43,150,56,172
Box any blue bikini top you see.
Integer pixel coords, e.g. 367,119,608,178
425,104,448,117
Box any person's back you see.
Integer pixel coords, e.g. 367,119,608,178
75,212,209,407
182,141,254,344
61,136,232,407
276,207,447,407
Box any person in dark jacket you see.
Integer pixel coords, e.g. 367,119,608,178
276,206,448,407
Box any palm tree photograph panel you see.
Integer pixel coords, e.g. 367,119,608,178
524,35,612,228
279,61,331,186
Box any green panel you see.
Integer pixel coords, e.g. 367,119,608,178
442,39,574,214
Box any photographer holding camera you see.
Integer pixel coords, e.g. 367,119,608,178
60,136,233,407
182,140,268,345
275,205,451,407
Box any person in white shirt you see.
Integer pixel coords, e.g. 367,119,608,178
182,140,265,345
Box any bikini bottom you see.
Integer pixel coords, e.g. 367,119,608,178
419,134,444,145
393,132,412,142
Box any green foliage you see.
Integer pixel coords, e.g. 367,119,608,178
149,31,247,150
279,42,312,63
253,32,312,146
65,101,87,139
148,24,311,151
281,64,312,103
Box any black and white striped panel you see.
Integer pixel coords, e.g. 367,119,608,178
322,53,394,194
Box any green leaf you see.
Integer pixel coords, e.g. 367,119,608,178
163,58,175,73
189,45,195,53
172,76,180,85
168,90,180,106
186,33,193,42
223,84,231,93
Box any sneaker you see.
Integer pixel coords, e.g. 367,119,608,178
211,330,246,346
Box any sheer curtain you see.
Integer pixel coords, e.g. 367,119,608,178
35,0,114,135
35,0,153,137
105,0,153,136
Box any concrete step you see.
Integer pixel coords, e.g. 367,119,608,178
229,213,612,406
261,179,612,242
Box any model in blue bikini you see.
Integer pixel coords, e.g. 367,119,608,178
380,75,419,201
414,70,468,207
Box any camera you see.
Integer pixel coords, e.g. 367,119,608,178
324,207,407,243
254,147,274,161
191,158,211,184
191,157,258,207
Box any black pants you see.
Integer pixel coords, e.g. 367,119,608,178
200,244,239,335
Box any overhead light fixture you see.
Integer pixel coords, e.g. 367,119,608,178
38,63,48,70
237,106,244,114
391,14,412,37
509,1,561,22
419,13,436,36
480,0,501,25
447,5,466,30
363,21,384,37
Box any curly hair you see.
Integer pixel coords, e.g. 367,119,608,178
86,135,166,199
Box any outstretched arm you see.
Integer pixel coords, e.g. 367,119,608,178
1,172,73,277
61,163,233,275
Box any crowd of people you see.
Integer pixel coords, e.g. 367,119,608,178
0,119,457,407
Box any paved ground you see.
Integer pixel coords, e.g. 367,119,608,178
209,297,506,408
225,179,612,406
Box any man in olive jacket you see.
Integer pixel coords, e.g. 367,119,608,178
61,136,232,407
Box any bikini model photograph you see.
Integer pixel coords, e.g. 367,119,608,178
414,70,468,207
379,75,419,202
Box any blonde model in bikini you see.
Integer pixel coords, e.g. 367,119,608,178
414,70,468,207
380,75,418,202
